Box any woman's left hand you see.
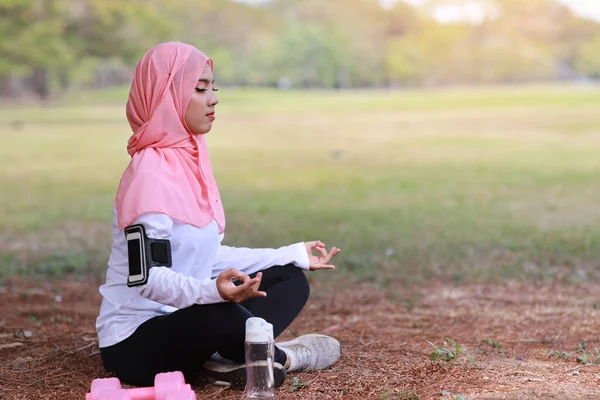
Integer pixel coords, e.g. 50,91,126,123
304,241,340,271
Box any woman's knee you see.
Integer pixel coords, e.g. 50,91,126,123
200,302,252,335
284,264,310,304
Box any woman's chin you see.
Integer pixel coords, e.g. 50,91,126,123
193,126,213,135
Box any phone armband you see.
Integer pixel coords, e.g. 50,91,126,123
124,224,172,287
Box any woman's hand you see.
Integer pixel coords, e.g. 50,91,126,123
305,241,341,271
216,268,266,303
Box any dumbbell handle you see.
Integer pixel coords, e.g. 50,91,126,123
127,384,192,399
86,383,192,400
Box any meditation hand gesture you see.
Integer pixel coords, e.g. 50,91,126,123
304,241,341,271
216,269,266,303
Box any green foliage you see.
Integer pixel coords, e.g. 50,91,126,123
426,338,475,366
575,341,600,364
0,0,174,97
2,0,600,98
479,339,503,355
576,32,600,78
273,21,352,88
548,342,600,364
548,350,570,360
289,376,311,392
0,0,74,74
386,36,422,84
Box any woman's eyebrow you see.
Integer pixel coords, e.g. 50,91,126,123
197,79,214,84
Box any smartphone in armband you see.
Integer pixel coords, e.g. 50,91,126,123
124,224,172,287
125,226,147,287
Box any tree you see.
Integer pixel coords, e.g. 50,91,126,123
1,0,600,98
576,30,600,78
0,0,74,98
0,0,173,98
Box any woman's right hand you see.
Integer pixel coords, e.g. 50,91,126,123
216,268,266,303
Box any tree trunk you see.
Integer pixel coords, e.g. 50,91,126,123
31,67,50,101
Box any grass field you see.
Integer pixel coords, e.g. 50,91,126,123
2,84,600,284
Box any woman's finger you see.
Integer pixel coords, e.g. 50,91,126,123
317,246,328,258
306,241,326,250
236,277,256,291
331,247,341,258
305,241,318,249
251,273,262,291
242,277,266,299
314,264,336,270
222,268,241,280
250,275,267,297
306,241,327,260
321,248,337,263
228,278,257,301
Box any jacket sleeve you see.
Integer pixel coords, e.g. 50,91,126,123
210,242,310,279
131,213,226,307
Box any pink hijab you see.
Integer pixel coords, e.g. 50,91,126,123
115,42,225,233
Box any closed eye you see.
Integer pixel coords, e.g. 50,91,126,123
195,88,219,93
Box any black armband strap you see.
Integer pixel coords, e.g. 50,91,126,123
124,224,172,287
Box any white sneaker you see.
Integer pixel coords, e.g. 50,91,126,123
277,334,342,372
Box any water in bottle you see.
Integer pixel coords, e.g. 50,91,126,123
245,317,275,399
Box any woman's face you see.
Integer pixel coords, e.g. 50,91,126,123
185,62,219,135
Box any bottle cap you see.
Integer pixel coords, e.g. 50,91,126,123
266,323,274,341
246,317,270,343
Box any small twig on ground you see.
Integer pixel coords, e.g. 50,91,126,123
312,371,322,385
564,366,582,373
320,325,341,334
0,342,24,350
69,343,95,353
358,329,374,346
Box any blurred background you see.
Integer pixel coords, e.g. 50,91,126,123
2,0,600,97
1,0,600,286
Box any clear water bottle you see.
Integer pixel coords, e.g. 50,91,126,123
245,317,275,399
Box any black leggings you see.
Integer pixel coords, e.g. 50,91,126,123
100,264,310,386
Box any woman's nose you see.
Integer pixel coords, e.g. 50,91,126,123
210,93,219,106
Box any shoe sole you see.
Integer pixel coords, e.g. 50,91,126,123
200,361,286,389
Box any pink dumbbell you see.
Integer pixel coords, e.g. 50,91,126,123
86,371,196,400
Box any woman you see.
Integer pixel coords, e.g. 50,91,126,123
95,42,342,389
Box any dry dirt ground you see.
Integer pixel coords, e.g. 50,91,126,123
2,277,600,399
